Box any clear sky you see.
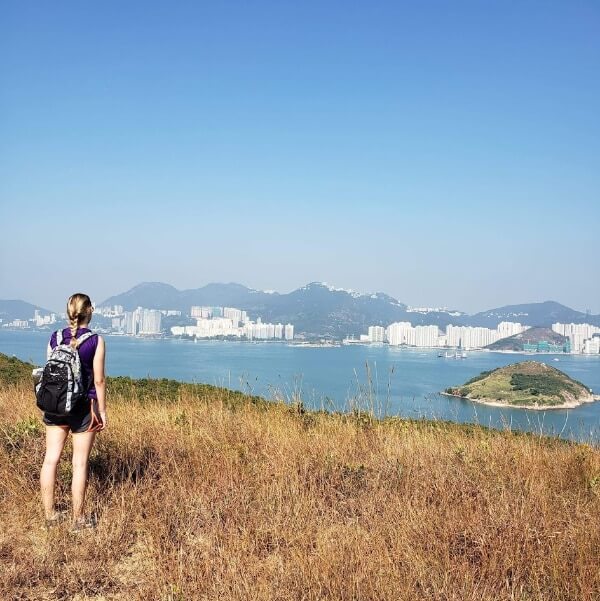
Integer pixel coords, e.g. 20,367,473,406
1,1,599,314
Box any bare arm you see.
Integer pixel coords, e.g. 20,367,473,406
93,336,107,428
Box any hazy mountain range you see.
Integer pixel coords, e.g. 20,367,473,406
2,281,599,338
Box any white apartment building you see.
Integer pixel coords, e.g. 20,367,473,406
446,325,500,349
242,321,286,340
4,319,29,328
223,307,248,325
124,309,140,335
191,306,213,319
385,322,413,346
368,326,385,342
385,323,441,347
374,321,523,349
552,322,600,353
97,305,124,317
140,309,162,335
583,336,600,354
415,325,441,347
34,310,57,327
497,321,526,339
194,317,237,338
170,319,237,339
124,307,162,335
172,319,294,341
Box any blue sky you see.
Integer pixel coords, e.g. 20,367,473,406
1,1,599,313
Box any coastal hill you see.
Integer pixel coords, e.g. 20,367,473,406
457,300,597,328
485,326,569,352
444,361,595,409
1,352,599,599
0,299,52,322
100,281,420,338
99,281,600,337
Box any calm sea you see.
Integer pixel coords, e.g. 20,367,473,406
2,329,599,443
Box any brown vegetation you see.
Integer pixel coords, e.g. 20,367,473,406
1,373,599,600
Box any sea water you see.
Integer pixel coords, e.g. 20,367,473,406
2,329,599,443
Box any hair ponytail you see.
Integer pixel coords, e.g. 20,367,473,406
66,293,93,348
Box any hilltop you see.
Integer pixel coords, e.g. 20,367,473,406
485,326,569,352
458,300,598,328
0,299,53,322
0,352,599,600
444,361,597,409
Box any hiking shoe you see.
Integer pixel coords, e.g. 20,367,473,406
42,510,68,530
71,515,98,533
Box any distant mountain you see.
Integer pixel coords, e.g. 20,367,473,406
101,281,414,338
254,282,409,338
0,299,53,322
5,284,599,338
97,283,600,339
101,282,182,310
101,282,277,313
459,301,600,328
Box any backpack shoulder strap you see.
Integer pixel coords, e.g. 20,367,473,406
75,331,97,347
55,329,63,346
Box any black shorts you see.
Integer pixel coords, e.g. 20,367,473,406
43,398,102,433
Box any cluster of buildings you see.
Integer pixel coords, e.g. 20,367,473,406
172,305,294,341
1,309,59,329
362,320,600,354
552,323,600,354
190,306,247,322
95,303,295,340
97,305,164,336
406,306,464,317
362,321,528,350
3,303,599,354
1,319,31,329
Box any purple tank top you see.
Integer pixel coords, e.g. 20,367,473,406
49,327,99,399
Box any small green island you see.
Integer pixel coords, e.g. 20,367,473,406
443,361,598,410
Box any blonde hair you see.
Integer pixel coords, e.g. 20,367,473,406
66,293,93,347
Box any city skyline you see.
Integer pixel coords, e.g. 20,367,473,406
2,3,599,313
6,300,600,355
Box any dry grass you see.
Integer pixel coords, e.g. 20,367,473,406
1,378,599,601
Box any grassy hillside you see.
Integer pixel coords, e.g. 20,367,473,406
0,353,599,600
445,361,593,408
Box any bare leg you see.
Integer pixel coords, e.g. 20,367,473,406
40,426,69,519
71,431,96,522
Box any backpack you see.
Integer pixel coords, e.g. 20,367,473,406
35,329,97,415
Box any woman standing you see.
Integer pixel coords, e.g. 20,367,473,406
39,293,107,531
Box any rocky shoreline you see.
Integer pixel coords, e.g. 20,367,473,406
441,390,600,411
